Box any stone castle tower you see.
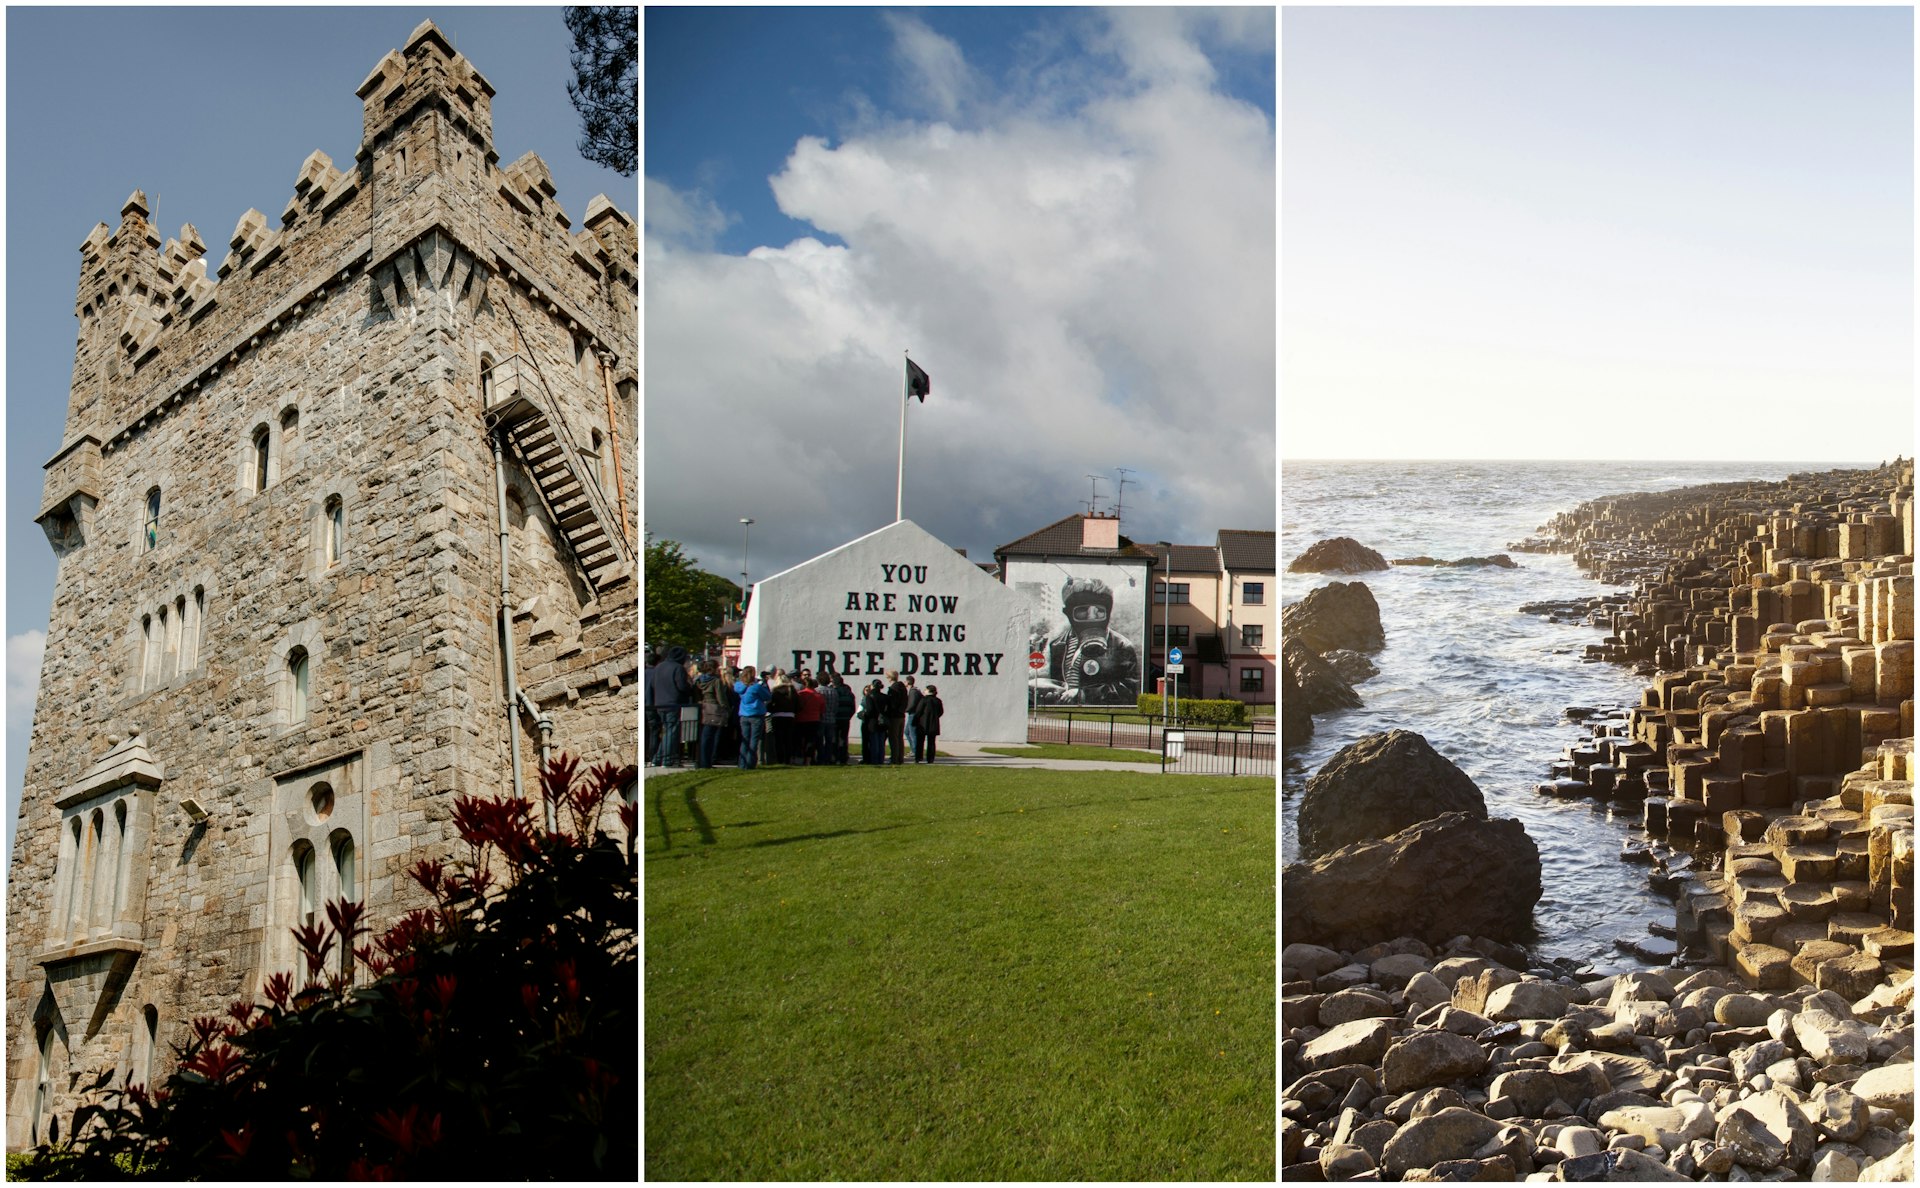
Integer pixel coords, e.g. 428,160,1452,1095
6,21,638,1147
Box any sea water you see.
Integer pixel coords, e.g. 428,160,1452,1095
1280,459,1871,972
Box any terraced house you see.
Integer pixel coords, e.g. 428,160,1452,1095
7,22,637,1147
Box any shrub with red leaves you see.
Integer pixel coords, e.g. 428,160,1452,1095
18,755,637,1181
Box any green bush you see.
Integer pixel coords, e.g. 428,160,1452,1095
1134,695,1249,726
15,755,637,1181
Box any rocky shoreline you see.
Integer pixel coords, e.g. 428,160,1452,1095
1283,461,1915,1181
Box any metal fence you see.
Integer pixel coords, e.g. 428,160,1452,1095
1026,713,1274,777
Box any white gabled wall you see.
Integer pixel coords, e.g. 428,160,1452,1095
740,521,1029,743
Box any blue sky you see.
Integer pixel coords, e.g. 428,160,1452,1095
1283,6,1913,462
643,7,1277,591
4,7,635,863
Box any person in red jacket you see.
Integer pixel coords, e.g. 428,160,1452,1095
794,677,825,766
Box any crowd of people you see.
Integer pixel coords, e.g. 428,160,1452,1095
645,646,945,770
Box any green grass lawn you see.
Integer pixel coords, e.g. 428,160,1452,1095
645,766,1275,1180
979,743,1165,764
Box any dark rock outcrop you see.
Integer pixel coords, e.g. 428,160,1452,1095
1282,637,1360,716
1391,554,1518,569
1295,730,1486,859
1280,674,1314,747
1283,812,1543,949
1282,581,1385,654
1322,649,1379,684
1289,537,1389,574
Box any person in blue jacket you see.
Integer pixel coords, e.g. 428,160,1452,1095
735,665,771,770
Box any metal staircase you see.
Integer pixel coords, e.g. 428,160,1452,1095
482,355,632,594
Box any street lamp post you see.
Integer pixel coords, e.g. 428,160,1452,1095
740,517,754,615
1157,541,1173,735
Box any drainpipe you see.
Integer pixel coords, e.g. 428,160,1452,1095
518,689,555,831
490,430,525,805
598,351,632,549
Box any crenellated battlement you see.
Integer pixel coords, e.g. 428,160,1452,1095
356,20,496,165
57,18,635,463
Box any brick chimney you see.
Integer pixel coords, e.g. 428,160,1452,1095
1081,514,1119,551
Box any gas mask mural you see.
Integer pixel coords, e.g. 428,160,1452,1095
1022,574,1144,705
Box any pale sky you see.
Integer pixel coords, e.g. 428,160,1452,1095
1282,6,1914,461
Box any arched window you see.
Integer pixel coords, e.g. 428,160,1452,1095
161,604,178,682
325,496,344,565
138,1005,159,1088
65,818,83,940
289,647,310,722
155,606,171,683
191,587,205,671
332,831,357,977
32,1021,56,1144
589,430,607,493
291,841,317,932
253,425,271,493
480,354,495,404
140,614,153,691
112,800,129,923
280,407,299,462
144,487,161,550
87,809,106,936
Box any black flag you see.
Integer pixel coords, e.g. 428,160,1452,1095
907,358,931,403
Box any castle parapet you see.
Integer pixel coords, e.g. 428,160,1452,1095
356,20,495,161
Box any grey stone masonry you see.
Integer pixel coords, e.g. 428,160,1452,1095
7,20,636,1150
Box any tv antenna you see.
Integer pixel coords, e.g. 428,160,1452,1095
1113,467,1136,527
1083,474,1106,517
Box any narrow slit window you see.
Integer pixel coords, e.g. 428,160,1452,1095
332,833,357,978
293,843,316,928
192,587,205,670
144,488,160,550
289,647,310,722
140,1006,159,1088
325,497,344,565
253,426,271,493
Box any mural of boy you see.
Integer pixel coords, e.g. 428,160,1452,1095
1028,576,1142,705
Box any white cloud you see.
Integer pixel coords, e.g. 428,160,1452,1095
643,178,734,251
644,13,1273,581
7,630,44,738
882,12,976,122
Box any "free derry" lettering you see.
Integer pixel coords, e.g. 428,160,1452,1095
788,563,1006,677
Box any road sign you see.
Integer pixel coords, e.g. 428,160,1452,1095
1168,646,1183,665
1028,651,1045,671
1165,663,1184,674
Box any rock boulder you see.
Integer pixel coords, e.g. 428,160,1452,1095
1283,812,1543,949
1282,637,1361,716
1282,581,1386,653
1290,536,1389,574
1296,730,1488,859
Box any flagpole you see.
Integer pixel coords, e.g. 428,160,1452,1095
896,351,909,523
